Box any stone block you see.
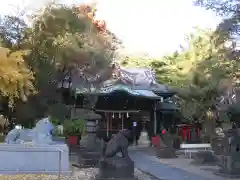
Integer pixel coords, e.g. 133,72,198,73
218,154,240,176
0,143,70,175
77,151,100,168
156,147,177,158
191,151,218,165
98,157,134,179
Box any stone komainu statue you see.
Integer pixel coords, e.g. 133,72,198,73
156,129,176,158
98,129,134,180
4,117,54,144
101,129,132,158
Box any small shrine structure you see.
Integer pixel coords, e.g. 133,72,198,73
60,63,176,141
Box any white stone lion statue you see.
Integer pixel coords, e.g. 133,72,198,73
4,117,54,144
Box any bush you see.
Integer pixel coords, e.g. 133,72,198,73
63,119,86,137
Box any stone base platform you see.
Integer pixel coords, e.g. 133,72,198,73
156,147,177,158
73,151,100,168
81,151,100,167
0,143,70,175
191,151,218,165
215,154,240,178
98,157,134,180
94,175,137,180
215,171,240,179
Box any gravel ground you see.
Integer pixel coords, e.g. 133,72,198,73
134,168,160,180
0,168,160,180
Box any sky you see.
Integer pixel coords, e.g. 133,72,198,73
0,0,222,57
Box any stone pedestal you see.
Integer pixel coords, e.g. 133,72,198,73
77,120,101,168
211,137,224,155
156,147,176,158
191,151,218,165
97,157,134,180
82,133,97,151
216,154,240,177
138,129,150,147
81,120,98,151
78,151,100,168
156,132,176,158
0,143,70,175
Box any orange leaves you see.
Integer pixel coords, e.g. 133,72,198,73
93,19,106,32
78,4,91,14
87,12,95,20
76,4,106,33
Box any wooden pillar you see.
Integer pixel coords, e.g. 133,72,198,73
106,112,109,137
121,113,124,129
153,102,157,135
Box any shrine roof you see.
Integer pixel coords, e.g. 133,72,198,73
76,84,161,99
156,102,179,112
71,109,101,120
71,66,175,98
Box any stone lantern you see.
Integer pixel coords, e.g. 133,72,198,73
217,128,240,177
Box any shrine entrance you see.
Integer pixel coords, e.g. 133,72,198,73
96,109,150,144
96,110,140,136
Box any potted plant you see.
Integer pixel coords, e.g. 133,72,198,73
63,119,86,146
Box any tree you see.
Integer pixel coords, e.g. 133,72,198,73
194,0,240,42
7,2,116,123
0,2,117,125
195,0,240,117
0,47,35,103
194,0,240,16
121,28,236,126
0,15,27,49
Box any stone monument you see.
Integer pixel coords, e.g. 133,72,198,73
138,121,150,147
76,118,101,168
5,117,54,144
156,129,176,158
70,108,102,167
211,126,225,155
1,117,70,175
191,126,223,166
216,128,240,178
96,129,135,180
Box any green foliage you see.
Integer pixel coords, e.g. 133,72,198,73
0,15,27,49
227,102,240,124
194,0,240,50
0,2,115,123
173,28,236,120
50,117,60,126
63,119,86,136
194,0,238,16
122,27,238,122
0,135,4,142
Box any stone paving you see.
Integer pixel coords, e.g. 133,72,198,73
70,152,159,180
129,151,232,180
70,145,236,180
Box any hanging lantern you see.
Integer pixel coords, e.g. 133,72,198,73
119,113,121,118
112,113,115,119
127,112,129,118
